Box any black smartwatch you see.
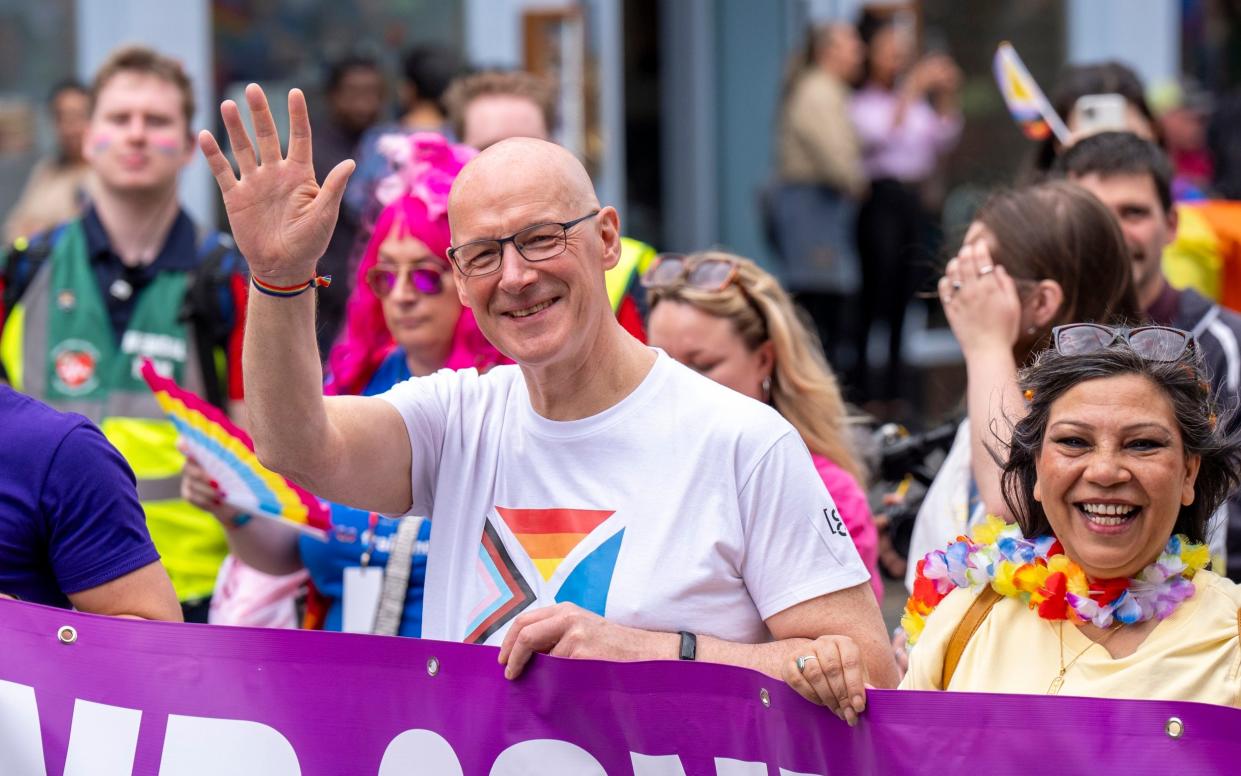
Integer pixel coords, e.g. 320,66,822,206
678,630,697,661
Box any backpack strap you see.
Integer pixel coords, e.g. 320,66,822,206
941,587,1003,689
182,227,240,409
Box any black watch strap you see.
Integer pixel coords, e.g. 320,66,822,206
678,630,697,660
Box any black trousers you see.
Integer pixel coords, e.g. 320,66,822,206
851,179,932,402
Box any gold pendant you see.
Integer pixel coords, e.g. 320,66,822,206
1047,673,1065,695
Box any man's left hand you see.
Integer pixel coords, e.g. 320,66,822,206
498,603,670,680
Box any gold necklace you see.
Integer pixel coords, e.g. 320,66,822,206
1047,621,1124,695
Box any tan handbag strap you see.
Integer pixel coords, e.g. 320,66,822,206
941,587,1003,689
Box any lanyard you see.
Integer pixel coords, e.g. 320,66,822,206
358,512,381,567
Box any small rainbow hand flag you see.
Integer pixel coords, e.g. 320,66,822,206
141,359,328,539
993,41,1070,144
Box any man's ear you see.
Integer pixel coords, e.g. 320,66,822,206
1166,202,1179,245
455,270,471,308
598,206,622,272
1029,279,1065,330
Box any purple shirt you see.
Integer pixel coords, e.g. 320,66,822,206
0,386,159,607
850,86,962,183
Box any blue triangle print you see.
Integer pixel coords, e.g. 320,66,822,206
555,528,624,616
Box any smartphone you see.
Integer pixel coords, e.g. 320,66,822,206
1071,93,1129,134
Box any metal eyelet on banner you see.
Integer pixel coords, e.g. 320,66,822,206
759,688,771,708
427,657,440,677
57,626,77,645
1165,717,1184,739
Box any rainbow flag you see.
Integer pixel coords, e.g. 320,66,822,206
140,360,327,538
993,41,1070,144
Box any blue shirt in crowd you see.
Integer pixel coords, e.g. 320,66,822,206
300,347,425,636
0,385,161,607
298,505,430,637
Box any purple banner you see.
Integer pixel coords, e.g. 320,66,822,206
1,598,1237,775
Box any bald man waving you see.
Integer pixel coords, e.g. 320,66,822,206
201,85,896,723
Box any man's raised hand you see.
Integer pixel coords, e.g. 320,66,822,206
199,84,354,284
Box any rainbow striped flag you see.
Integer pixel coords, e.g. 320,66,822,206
993,41,1070,143
140,360,327,538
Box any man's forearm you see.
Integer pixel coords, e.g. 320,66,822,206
242,287,334,481
626,629,893,685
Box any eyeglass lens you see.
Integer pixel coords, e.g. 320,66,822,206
685,260,736,291
1056,324,1114,355
1129,327,1189,361
645,256,688,287
368,266,444,298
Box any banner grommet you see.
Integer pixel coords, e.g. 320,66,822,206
759,688,771,708
427,657,440,677
57,625,77,645
1165,717,1185,739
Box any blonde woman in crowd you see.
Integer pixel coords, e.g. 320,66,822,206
644,252,882,601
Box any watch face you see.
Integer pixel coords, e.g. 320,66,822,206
679,631,697,660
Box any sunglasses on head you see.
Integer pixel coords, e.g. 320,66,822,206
366,263,446,298
1052,323,1195,362
640,254,740,292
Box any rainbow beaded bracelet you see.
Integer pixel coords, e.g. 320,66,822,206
251,274,333,298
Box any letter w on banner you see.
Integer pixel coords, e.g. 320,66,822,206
1,599,1238,775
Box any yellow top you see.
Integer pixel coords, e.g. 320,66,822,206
900,570,1241,707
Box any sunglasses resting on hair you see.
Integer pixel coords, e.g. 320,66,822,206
641,254,741,292
1051,323,1195,362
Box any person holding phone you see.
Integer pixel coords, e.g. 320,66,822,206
848,10,963,413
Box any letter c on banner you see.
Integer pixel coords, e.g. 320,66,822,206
490,740,606,775
378,729,463,775
158,715,300,775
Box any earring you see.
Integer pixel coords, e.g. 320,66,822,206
1026,326,1037,335
762,376,772,400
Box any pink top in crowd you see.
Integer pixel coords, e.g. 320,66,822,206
850,86,962,183
811,453,883,601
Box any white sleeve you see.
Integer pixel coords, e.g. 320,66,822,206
375,368,461,517
737,431,871,621
904,421,972,592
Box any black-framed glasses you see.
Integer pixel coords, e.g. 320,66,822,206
640,253,741,292
447,211,600,277
1052,324,1195,362
366,263,447,298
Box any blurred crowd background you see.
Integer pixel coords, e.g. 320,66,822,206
2,0,1239,428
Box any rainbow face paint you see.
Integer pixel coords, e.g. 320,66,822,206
150,136,184,157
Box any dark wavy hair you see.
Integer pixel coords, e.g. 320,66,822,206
999,342,1241,544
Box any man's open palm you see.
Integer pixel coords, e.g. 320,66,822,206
199,84,354,282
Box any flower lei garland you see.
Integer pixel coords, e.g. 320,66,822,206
901,516,1210,647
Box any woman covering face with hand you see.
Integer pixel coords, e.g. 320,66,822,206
645,251,883,603
792,330,1241,712
901,182,1143,591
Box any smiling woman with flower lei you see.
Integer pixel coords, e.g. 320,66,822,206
788,326,1241,710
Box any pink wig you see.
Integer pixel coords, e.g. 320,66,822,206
324,133,507,396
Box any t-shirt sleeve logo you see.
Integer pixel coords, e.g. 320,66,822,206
824,507,847,538
464,506,624,644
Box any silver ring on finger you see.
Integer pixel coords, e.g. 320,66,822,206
951,280,963,291
978,265,995,276
796,654,817,673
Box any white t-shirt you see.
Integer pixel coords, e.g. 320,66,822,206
379,350,869,646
